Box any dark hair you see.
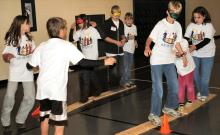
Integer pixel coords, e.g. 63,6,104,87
125,12,133,19
46,17,67,38
4,15,31,47
191,6,211,23
111,5,120,13
76,14,89,30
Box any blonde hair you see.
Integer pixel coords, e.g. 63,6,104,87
168,0,182,14
46,17,67,38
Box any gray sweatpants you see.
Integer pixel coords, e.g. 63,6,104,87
1,81,35,126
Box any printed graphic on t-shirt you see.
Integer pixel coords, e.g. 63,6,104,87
79,37,93,47
17,42,33,56
162,31,177,46
79,30,94,47
126,33,135,40
191,29,205,44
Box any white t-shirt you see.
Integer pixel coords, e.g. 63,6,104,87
149,18,182,65
184,23,216,57
29,38,84,101
123,24,137,54
112,19,119,28
2,35,35,82
73,26,101,60
174,39,195,76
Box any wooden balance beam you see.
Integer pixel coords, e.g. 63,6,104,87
116,93,216,135
67,85,136,113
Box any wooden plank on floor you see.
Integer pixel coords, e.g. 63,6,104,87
116,94,216,135
67,85,136,113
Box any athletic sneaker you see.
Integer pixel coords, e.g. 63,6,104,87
197,93,207,102
148,113,161,126
162,107,180,117
129,82,136,87
197,92,201,100
185,100,192,107
200,96,208,102
178,103,184,112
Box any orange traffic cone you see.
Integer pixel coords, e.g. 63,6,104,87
31,106,40,118
160,114,172,134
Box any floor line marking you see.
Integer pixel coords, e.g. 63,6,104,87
131,65,150,71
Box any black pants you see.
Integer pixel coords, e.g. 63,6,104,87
108,55,124,88
79,68,102,102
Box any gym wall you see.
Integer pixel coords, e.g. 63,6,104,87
0,0,133,81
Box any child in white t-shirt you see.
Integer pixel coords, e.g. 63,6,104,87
144,0,187,126
184,6,216,102
27,17,116,135
174,39,195,110
1,15,35,132
121,12,137,87
69,14,103,103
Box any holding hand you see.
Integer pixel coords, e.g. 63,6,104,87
182,56,188,67
144,47,152,57
115,41,124,47
89,21,97,27
2,53,15,63
189,45,196,53
104,57,117,66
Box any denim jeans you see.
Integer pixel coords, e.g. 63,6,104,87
121,52,134,85
193,57,214,96
150,64,178,116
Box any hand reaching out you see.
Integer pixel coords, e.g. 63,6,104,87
189,45,196,53
104,57,117,66
2,53,15,63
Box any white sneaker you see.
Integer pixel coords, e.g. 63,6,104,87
197,92,201,100
148,113,161,126
162,107,180,117
200,96,207,102
185,100,192,107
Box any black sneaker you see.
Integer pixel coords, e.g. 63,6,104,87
16,123,26,129
3,126,12,135
129,82,136,87
79,98,89,103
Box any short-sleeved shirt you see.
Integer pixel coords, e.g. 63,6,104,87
174,39,195,76
2,35,35,81
184,23,216,57
29,38,84,101
123,24,137,54
73,26,101,60
149,18,182,65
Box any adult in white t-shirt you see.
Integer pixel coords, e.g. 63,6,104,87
184,6,216,101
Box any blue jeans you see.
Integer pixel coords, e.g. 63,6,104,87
121,52,134,85
150,64,178,116
193,57,214,96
